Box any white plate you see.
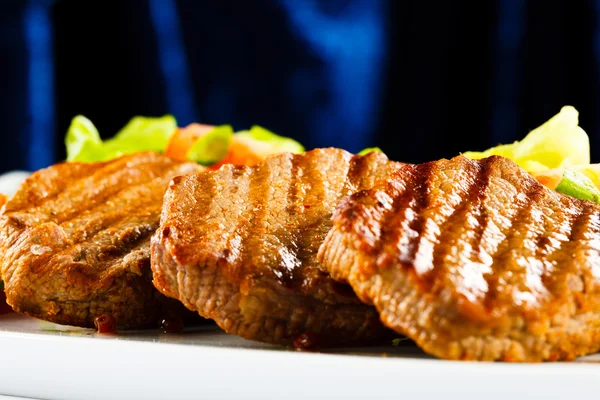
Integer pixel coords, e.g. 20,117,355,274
0,313,599,400
0,170,30,197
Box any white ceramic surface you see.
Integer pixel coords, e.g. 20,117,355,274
0,171,30,197
0,314,599,400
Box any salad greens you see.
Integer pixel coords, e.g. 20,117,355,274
66,115,177,162
463,105,600,204
391,337,410,346
233,125,305,155
463,105,589,172
555,168,600,204
357,147,383,156
64,115,305,167
186,125,234,166
65,115,102,162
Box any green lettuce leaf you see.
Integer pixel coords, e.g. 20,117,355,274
186,125,234,165
66,115,177,162
65,115,102,162
357,147,383,156
391,337,410,346
234,125,305,155
555,168,600,204
111,115,176,152
462,106,589,172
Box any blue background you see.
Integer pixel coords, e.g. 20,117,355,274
0,0,598,172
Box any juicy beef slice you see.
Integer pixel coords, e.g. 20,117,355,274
151,148,402,346
0,152,204,329
317,155,600,361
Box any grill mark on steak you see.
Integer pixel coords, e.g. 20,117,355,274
279,153,305,287
317,155,600,361
426,160,490,294
227,168,254,280
347,152,377,193
291,151,345,287
4,162,107,212
285,153,301,220
350,168,406,267
9,154,175,224
68,166,183,233
245,156,289,283
536,204,576,297
53,163,190,255
394,164,432,278
377,164,432,274
0,152,203,329
281,154,303,287
482,183,547,315
556,205,600,296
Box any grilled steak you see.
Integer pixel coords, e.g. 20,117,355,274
0,152,203,329
151,148,401,345
317,155,600,361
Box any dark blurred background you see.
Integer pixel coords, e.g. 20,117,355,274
1,0,599,173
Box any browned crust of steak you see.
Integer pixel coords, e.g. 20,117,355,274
0,152,204,329
317,155,600,361
151,148,401,345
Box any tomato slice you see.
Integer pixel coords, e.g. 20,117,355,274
530,168,563,190
166,123,296,169
208,138,264,170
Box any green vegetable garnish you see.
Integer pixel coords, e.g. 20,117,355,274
186,125,234,165
391,337,410,346
357,147,383,156
555,168,600,204
463,106,589,172
66,115,177,162
0,280,4,291
112,115,176,152
234,125,305,155
65,115,102,162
